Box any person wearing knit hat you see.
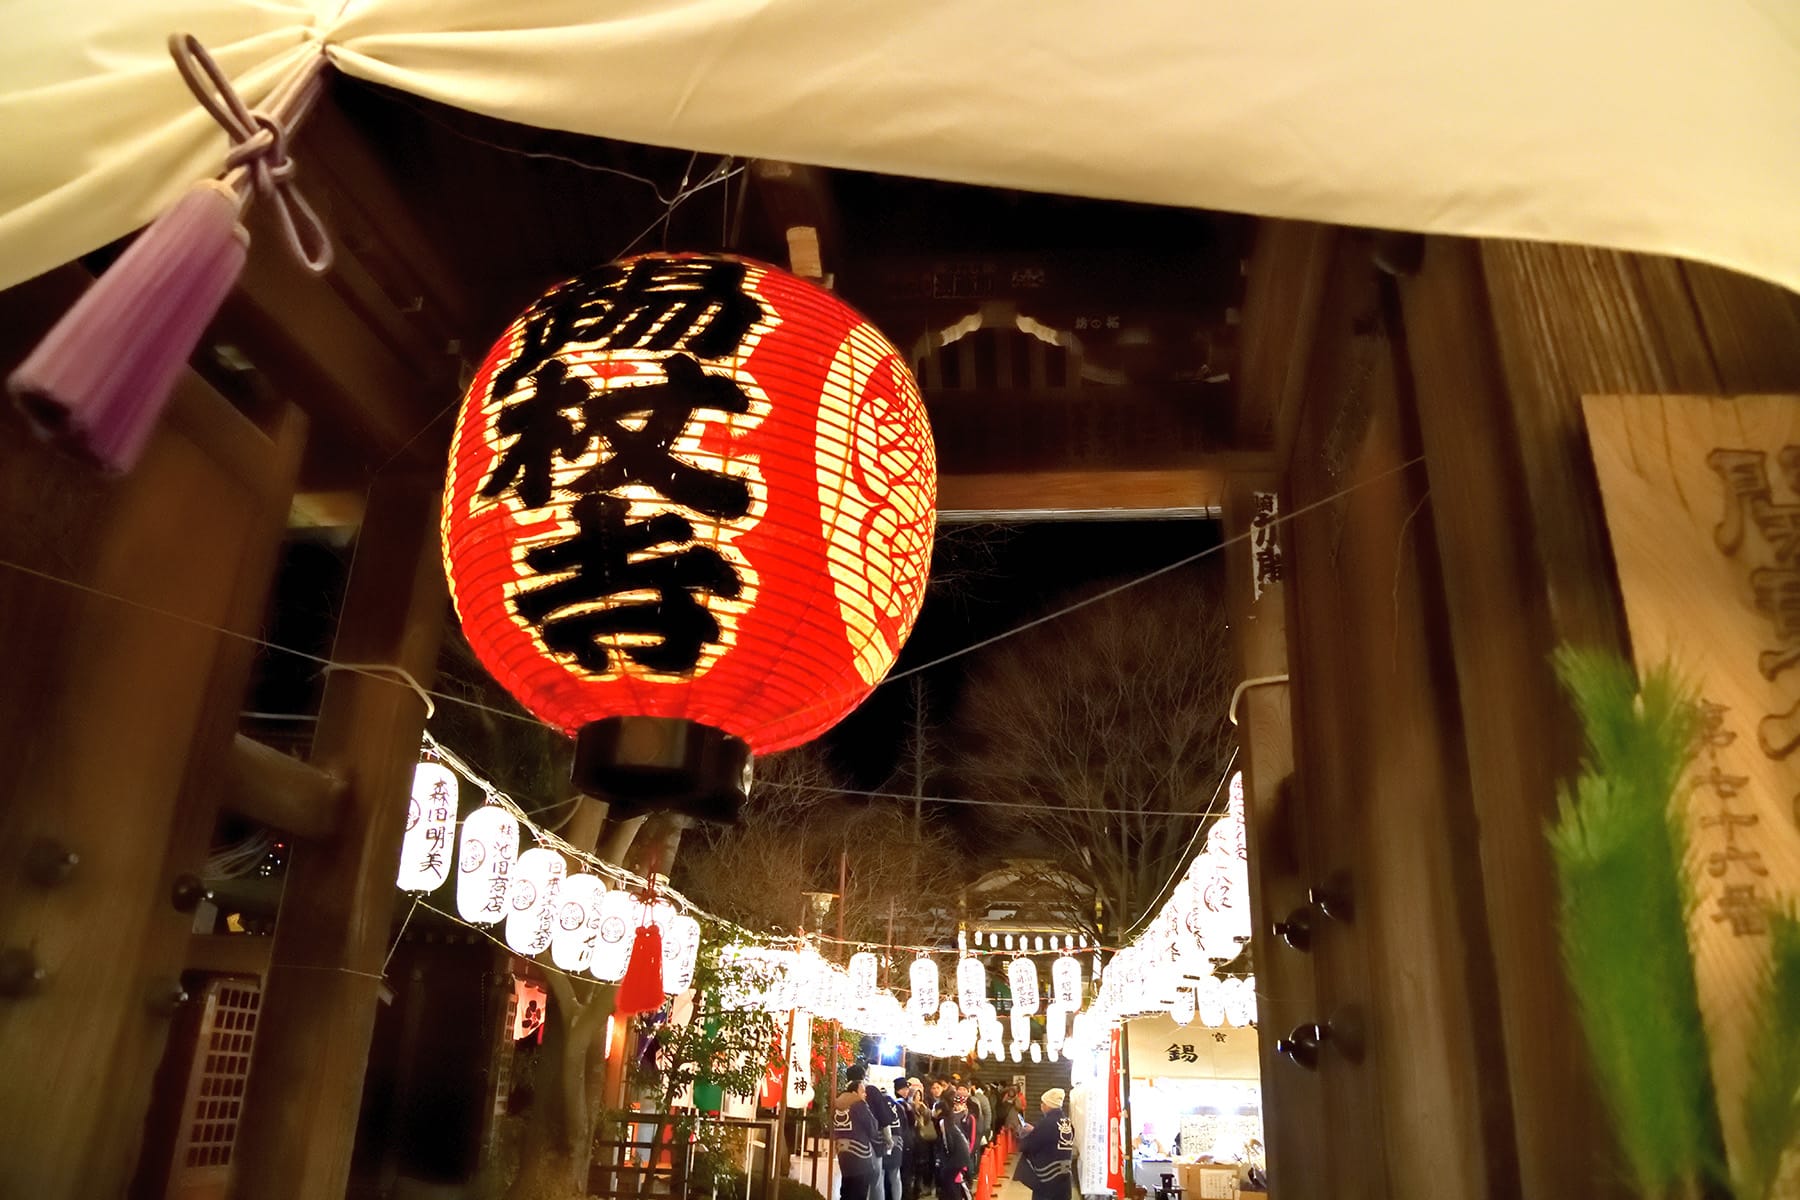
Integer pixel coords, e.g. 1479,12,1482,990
1014,1087,1075,1200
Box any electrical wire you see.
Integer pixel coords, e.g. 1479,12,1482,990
0,454,1424,746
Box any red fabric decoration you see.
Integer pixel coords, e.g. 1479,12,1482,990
441,253,936,754
614,922,666,1016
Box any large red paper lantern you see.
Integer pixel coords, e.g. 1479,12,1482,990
443,253,936,820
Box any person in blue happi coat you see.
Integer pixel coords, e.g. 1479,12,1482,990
1015,1088,1076,1200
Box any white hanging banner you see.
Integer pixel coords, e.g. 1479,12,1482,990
589,888,644,982
397,761,457,893
786,1013,815,1108
910,957,940,1011
1007,957,1040,1015
504,847,566,956
456,804,519,926
957,955,986,1012
550,873,607,973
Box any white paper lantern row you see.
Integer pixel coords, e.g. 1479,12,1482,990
1051,954,1083,1008
398,762,458,893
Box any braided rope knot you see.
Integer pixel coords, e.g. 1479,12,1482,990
170,33,332,273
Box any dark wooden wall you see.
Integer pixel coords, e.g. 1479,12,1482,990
1239,225,1800,1197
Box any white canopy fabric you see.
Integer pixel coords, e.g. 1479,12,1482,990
4,0,1797,296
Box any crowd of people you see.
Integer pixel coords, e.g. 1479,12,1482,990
830,1070,1076,1200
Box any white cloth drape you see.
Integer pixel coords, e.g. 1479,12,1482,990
3,0,1797,296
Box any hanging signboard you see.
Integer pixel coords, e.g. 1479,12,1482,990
1585,393,1800,1189
456,804,519,926
398,761,457,893
786,1012,815,1108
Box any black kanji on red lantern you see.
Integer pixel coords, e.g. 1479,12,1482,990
489,257,764,404
479,257,768,675
513,493,744,674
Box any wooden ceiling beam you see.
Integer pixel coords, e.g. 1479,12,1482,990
1233,219,1337,457
936,455,1271,521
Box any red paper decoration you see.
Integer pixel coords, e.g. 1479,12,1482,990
442,253,936,764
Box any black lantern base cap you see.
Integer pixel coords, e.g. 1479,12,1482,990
572,716,752,825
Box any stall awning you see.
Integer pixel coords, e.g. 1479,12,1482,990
1126,1013,1259,1081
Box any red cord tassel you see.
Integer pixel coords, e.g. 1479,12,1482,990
614,923,665,1015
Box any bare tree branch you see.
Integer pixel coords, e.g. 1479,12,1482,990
957,567,1235,940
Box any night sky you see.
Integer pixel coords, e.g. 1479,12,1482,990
824,518,1223,790
246,517,1225,811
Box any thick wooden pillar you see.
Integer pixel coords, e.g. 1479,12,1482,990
1222,476,1323,1198
0,268,305,1194
231,473,447,1200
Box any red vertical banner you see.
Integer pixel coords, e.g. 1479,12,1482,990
1107,1027,1124,1197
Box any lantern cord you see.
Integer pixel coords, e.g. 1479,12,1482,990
756,777,1234,818
0,453,1420,746
321,662,436,717
382,89,724,209
1113,745,1238,947
858,454,1426,700
382,896,423,977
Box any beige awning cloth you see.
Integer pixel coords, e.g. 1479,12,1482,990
3,0,1797,296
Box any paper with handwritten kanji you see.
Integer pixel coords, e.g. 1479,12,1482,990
1585,394,1800,1190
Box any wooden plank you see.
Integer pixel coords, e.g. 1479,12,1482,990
936,466,1236,520
229,472,447,1200
187,935,276,980
224,734,347,839
1583,394,1800,1189
1396,237,1623,1197
0,272,289,1195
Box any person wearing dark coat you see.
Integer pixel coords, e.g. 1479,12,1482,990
893,1077,922,1200
1015,1089,1076,1200
935,1086,977,1200
864,1077,904,1200
833,1067,881,1200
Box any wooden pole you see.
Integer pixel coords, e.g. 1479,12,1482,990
230,473,446,1200
826,849,848,1200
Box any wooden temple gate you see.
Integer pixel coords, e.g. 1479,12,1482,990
1,86,1797,1200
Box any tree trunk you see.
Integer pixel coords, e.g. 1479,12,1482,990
506,810,671,1200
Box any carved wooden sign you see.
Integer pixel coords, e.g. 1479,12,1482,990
1585,394,1800,1186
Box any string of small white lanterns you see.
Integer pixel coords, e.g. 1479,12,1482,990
398,744,1110,1048
1090,772,1257,1031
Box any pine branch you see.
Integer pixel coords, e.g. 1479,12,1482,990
1548,646,1723,1196
1737,910,1800,1200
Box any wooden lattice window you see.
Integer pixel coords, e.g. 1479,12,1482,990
171,980,261,1180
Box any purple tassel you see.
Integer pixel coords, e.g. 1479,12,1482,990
8,181,247,472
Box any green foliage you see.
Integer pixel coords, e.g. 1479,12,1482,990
1547,647,1723,1196
630,934,783,1118
1737,910,1800,1200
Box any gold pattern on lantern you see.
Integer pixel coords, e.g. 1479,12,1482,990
815,322,937,684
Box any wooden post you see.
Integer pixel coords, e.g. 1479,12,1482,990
0,268,305,1195
1221,475,1326,1197
230,473,446,1200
